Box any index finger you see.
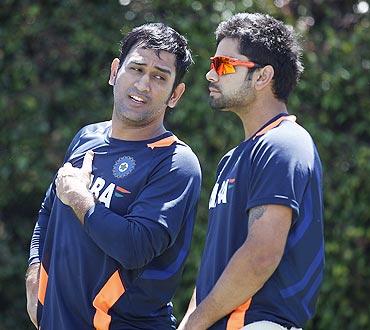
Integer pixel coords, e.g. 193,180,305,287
81,150,94,174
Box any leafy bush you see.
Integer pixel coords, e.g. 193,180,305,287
1,1,368,329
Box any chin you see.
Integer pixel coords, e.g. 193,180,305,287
209,100,227,112
115,109,145,125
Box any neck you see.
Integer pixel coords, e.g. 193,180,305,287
238,97,288,140
111,111,167,141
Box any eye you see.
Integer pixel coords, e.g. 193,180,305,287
153,74,165,81
130,66,142,72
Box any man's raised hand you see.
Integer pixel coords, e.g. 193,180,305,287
55,150,95,223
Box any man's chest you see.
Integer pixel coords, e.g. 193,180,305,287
208,153,251,211
70,147,153,216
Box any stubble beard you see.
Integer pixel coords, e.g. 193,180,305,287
209,79,255,112
112,87,172,128
113,104,157,128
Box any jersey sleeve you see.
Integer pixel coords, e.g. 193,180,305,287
84,148,202,270
246,131,314,220
28,182,55,265
28,128,86,266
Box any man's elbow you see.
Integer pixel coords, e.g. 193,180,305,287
118,234,157,270
114,220,170,270
249,251,283,279
119,253,152,270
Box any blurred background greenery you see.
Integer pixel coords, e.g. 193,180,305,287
0,0,369,329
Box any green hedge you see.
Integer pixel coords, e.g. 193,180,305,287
1,1,369,329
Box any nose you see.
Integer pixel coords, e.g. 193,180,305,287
206,68,219,82
134,74,150,92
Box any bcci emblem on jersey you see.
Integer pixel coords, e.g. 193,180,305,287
113,156,136,178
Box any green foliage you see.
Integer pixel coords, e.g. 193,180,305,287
1,1,369,329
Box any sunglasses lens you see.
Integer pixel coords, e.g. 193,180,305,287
223,63,236,74
211,57,236,76
210,57,220,75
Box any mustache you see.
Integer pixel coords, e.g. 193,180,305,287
208,83,221,92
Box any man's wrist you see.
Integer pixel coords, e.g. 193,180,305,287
186,308,209,330
70,190,96,224
25,263,40,282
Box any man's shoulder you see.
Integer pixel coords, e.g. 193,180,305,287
174,137,199,157
78,120,111,137
251,120,320,170
173,139,202,175
258,120,315,152
65,121,111,158
150,134,199,161
151,136,201,178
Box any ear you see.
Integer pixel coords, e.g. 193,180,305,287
254,65,274,91
109,58,120,86
167,82,186,109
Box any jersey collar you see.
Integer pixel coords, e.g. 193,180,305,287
252,113,296,140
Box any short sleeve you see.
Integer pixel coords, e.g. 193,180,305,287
246,131,314,220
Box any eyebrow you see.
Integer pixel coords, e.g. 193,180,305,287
130,61,172,76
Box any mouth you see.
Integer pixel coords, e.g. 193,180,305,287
209,85,221,94
128,94,147,104
209,88,221,95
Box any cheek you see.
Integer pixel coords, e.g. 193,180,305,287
153,85,173,102
113,80,129,98
115,72,132,88
225,74,247,90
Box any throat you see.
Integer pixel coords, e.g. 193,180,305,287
111,114,166,141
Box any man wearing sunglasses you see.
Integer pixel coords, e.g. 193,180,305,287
179,13,324,330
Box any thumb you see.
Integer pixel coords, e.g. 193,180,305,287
81,150,94,174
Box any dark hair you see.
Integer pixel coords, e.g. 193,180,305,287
215,13,304,102
119,23,193,89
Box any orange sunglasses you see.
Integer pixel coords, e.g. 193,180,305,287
210,56,261,76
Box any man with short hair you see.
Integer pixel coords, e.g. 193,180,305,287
180,13,324,330
26,23,201,329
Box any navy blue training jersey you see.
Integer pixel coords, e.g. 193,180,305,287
196,113,324,329
29,121,201,330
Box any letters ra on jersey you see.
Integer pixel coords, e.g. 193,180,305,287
88,155,136,209
209,178,236,209
69,150,141,215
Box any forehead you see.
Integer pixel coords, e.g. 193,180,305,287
215,38,249,60
124,46,176,72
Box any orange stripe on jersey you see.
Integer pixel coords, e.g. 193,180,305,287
147,135,178,149
93,270,125,330
116,186,131,194
38,264,48,305
226,298,252,330
253,115,296,139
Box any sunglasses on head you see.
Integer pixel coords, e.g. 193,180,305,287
210,56,262,76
